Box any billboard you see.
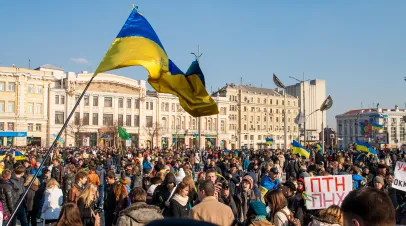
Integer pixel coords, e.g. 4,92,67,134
375,133,389,144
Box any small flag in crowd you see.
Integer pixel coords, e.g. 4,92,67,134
207,138,214,147
117,126,130,140
292,140,310,159
14,151,26,161
372,122,384,131
356,140,377,155
316,142,322,151
265,137,274,145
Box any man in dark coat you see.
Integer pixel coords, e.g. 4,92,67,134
104,172,117,226
0,169,15,222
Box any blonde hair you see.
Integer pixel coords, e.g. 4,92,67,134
47,178,60,189
78,183,98,208
317,205,343,225
182,175,196,191
24,175,40,187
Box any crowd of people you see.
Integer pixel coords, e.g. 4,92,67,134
0,145,404,226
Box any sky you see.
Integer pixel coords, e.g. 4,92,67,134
1,0,405,128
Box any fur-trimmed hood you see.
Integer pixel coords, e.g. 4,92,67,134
118,202,163,225
310,217,342,226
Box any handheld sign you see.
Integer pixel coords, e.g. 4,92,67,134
304,175,352,209
392,161,406,192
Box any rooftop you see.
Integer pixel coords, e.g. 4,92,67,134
35,64,64,71
341,107,406,115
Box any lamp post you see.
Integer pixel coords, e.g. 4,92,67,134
273,74,288,153
191,46,203,150
319,95,333,153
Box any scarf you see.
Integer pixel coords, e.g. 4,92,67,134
253,215,267,221
172,193,189,206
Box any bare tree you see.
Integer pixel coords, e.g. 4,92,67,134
67,119,85,146
144,122,162,149
99,121,119,147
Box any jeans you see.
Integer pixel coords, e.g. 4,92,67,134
9,206,28,226
98,185,105,207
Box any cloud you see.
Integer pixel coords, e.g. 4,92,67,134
71,58,89,64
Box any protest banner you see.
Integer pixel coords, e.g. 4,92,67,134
392,161,406,192
304,175,352,209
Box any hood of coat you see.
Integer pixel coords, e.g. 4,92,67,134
310,218,341,226
163,173,176,186
120,202,163,224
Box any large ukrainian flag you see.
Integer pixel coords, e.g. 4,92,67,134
94,8,218,117
356,140,377,154
291,140,310,158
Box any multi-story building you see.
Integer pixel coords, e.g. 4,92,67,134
285,79,326,144
214,83,300,150
48,70,148,147
0,65,56,146
336,106,406,149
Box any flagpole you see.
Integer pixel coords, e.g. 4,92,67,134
6,76,95,226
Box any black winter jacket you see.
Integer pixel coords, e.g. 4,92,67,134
10,173,25,204
0,179,15,215
169,198,190,218
152,173,176,210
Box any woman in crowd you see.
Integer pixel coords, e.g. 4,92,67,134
25,174,40,226
42,178,63,226
266,190,292,226
182,175,198,206
77,183,99,226
113,178,131,225
55,202,83,226
309,204,343,226
168,181,191,218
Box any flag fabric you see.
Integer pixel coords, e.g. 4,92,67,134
356,140,377,154
316,142,322,151
117,126,130,140
94,8,218,117
193,133,199,140
372,123,384,131
171,141,176,147
14,151,26,161
207,138,214,147
265,138,274,145
291,140,310,159
52,134,65,144
294,112,305,124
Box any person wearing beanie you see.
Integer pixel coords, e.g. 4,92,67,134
373,175,385,191
247,201,274,226
234,174,259,224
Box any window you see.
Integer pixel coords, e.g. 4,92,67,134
92,113,98,125
146,102,154,110
146,116,153,127
104,97,112,107
55,95,59,104
118,114,124,126
244,124,247,130
134,99,140,109
7,101,15,113
172,103,175,112
0,82,4,91
83,113,89,125
55,112,64,124
0,122,3,131
74,112,80,125
250,135,254,140
126,115,132,126
8,82,15,92
36,86,42,94
134,115,139,127
75,95,79,103
0,101,4,113
118,98,123,108
221,120,225,131
276,100,279,105
244,135,248,140
103,114,113,126
8,122,14,131
35,124,41,132
162,117,167,129
84,96,89,106
61,96,65,104
93,96,98,106
28,84,34,93
28,123,33,132
257,124,260,130
192,119,196,130
208,119,212,130
35,103,42,114
127,99,131,108
258,135,262,140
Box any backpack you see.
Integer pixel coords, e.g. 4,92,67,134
279,209,301,226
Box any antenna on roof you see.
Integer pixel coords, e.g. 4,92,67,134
29,59,31,69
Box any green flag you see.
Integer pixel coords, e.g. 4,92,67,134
117,126,130,140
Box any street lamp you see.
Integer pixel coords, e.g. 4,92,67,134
320,95,333,153
191,46,203,150
273,74,288,153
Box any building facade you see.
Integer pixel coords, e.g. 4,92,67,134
336,106,406,149
0,65,56,146
285,79,326,144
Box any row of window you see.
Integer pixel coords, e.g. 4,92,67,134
229,95,296,106
0,101,15,113
28,123,42,132
0,82,43,94
73,96,142,109
0,122,14,131
57,111,145,127
242,134,294,141
160,103,184,112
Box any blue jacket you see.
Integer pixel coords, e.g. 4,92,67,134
260,176,280,191
243,158,250,171
352,174,364,190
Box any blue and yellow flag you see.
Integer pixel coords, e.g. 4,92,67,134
316,142,322,151
291,140,310,159
207,138,214,147
356,140,377,154
372,123,384,131
94,8,218,117
14,151,26,161
265,138,273,145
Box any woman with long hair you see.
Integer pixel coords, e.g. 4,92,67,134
55,202,83,226
266,190,292,226
25,174,40,226
309,204,343,226
182,176,198,206
113,178,131,225
41,178,63,226
77,183,99,226
168,182,191,218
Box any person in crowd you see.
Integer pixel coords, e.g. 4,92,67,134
246,200,273,226
152,172,176,210
182,175,198,206
77,183,99,226
51,159,64,186
104,171,117,226
87,164,101,186
116,187,163,226
0,169,15,224
309,204,343,226
55,202,83,226
234,175,258,224
220,181,238,218
25,174,40,226
63,164,76,203
281,181,297,211
224,163,241,197
95,161,106,207
68,171,87,202
260,167,280,192
113,178,131,224
10,164,28,226
168,181,191,218
341,187,395,226
266,190,292,226
4,155,14,171
190,180,235,226
42,178,63,226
